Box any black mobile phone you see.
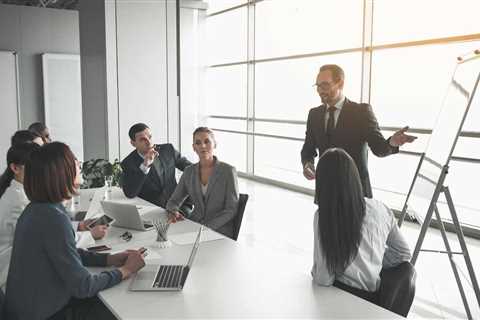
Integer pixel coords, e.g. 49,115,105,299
86,244,111,252
87,214,115,229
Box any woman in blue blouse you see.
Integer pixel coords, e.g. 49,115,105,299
5,142,146,320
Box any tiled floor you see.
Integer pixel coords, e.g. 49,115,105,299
236,178,480,319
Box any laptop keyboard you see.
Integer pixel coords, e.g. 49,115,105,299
153,265,183,288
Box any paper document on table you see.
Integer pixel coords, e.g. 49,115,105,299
85,187,106,219
169,229,225,245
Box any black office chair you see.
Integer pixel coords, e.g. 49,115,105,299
0,287,5,320
231,193,249,241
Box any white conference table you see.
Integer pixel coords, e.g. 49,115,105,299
85,188,401,319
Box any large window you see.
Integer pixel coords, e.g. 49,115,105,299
204,0,480,229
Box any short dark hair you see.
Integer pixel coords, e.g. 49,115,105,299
319,64,345,83
24,142,77,203
11,130,41,146
315,148,365,274
128,123,149,141
28,122,47,135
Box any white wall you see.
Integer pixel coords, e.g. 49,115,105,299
79,0,207,162
179,4,208,161
0,51,19,170
0,4,79,129
80,0,179,161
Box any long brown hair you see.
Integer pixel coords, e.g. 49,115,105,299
315,148,366,274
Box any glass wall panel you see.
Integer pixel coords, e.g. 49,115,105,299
368,152,419,201
453,136,480,160
440,160,480,226
254,136,315,190
255,0,363,59
206,0,247,14
370,41,480,129
255,121,305,140
206,7,247,65
373,0,480,45
207,118,247,132
212,131,247,172
206,65,247,117
255,52,362,121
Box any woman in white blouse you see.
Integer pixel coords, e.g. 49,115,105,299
0,143,39,253
311,148,416,317
0,143,39,287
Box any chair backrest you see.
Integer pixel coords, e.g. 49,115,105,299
0,248,8,320
0,286,5,319
0,247,12,289
232,193,249,241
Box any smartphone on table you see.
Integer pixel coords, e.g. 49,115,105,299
87,214,115,229
86,244,112,252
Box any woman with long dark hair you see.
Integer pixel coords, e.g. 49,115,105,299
312,148,416,317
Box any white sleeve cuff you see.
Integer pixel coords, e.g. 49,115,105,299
139,163,151,174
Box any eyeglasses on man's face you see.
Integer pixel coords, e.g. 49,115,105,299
313,81,339,91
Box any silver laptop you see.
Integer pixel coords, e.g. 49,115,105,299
100,201,154,231
129,227,203,291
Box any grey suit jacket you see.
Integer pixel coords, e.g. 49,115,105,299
166,159,239,238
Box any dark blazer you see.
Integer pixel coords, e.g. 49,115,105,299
121,143,192,207
5,202,121,320
166,159,239,239
301,98,398,198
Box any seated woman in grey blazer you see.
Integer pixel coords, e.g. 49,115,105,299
166,127,239,238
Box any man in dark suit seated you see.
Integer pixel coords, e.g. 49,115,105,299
301,64,417,198
121,123,192,211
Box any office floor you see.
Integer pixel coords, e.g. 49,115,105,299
236,178,480,319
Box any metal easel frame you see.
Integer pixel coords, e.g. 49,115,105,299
399,50,480,319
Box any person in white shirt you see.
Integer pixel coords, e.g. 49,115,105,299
0,143,108,287
311,147,416,317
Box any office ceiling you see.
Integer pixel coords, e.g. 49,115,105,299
0,0,78,10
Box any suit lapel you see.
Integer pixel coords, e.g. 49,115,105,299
152,155,165,187
317,105,328,150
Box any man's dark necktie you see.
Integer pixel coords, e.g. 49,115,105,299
326,106,336,147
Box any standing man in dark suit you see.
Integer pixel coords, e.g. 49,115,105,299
121,123,192,209
301,64,416,198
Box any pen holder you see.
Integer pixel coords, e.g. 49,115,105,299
153,219,171,248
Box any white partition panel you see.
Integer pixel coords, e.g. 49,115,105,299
116,0,168,159
0,51,19,171
42,53,84,160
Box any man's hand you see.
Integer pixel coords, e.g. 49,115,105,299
143,147,159,168
118,249,146,280
389,126,417,147
168,211,185,223
90,225,108,240
303,162,316,180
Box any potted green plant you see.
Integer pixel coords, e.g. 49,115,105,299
81,159,122,188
